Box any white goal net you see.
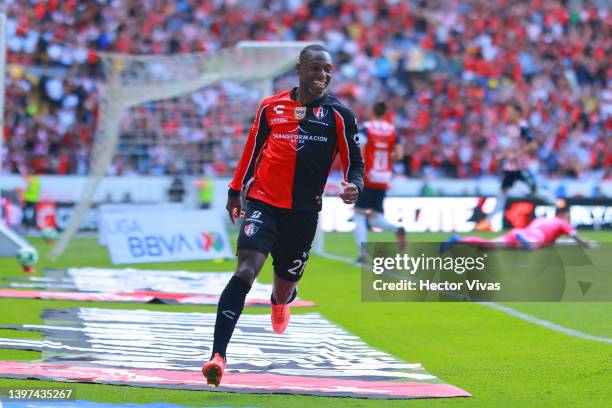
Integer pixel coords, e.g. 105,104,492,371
48,41,314,260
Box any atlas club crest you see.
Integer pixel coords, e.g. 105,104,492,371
313,106,328,120
244,223,259,237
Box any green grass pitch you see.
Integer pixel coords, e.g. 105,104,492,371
0,231,610,407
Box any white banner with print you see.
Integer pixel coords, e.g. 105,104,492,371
320,196,503,232
103,210,233,264
98,203,184,246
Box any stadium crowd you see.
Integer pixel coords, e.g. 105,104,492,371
3,0,611,179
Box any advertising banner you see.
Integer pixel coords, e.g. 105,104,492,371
321,197,612,233
320,197,503,233
98,203,184,245
103,210,233,264
505,198,612,230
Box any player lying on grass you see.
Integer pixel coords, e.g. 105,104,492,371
202,44,363,387
441,207,596,252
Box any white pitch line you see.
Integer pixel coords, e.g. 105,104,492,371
476,302,612,344
318,251,360,265
315,251,612,344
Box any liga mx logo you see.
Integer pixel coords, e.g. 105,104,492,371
313,106,328,120
294,106,306,120
197,232,224,252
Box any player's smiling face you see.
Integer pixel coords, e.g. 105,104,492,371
297,50,333,101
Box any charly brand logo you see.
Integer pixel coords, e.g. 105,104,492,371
244,223,259,237
313,106,328,120
294,106,306,120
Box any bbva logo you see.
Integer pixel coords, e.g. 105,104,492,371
127,232,225,257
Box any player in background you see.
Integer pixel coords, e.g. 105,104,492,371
202,45,363,387
476,104,551,231
353,102,405,263
443,207,596,252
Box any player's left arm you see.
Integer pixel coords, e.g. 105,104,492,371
334,108,364,204
570,232,599,248
565,222,598,248
570,232,598,248
358,125,368,158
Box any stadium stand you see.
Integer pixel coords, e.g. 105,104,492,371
3,0,611,179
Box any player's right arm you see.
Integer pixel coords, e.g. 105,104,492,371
227,102,271,223
392,128,402,161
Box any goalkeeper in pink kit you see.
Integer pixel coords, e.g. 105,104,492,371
441,208,596,252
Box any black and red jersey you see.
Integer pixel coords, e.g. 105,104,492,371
361,119,398,190
229,88,363,211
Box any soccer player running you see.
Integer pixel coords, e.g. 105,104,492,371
443,207,596,252
352,102,405,263
202,45,363,386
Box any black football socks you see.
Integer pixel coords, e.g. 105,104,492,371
211,275,251,359
270,288,297,305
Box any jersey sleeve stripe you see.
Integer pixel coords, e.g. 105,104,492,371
229,104,269,190
333,108,350,181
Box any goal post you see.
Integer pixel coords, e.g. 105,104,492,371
48,41,316,260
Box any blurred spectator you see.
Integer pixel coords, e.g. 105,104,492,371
168,175,186,203
196,171,214,209
2,0,610,180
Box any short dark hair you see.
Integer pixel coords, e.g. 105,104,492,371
299,44,330,64
373,101,387,117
